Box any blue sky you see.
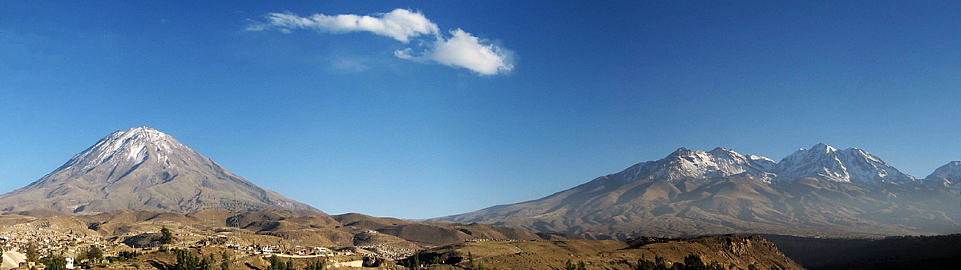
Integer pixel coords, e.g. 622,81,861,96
2,1,960,218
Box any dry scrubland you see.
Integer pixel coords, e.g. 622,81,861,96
0,210,802,270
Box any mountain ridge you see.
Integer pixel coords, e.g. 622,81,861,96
434,143,961,238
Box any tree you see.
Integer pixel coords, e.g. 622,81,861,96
116,251,140,262
748,263,759,270
707,261,724,270
200,253,214,270
220,251,230,270
564,259,585,270
286,258,296,270
267,255,286,270
635,256,655,270
468,251,474,269
684,254,705,270
39,253,67,270
25,242,39,262
304,259,326,270
654,256,668,270
161,226,174,245
175,249,201,270
84,245,103,262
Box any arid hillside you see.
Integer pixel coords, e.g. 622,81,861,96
407,234,801,270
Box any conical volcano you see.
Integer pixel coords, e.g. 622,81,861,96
0,126,319,214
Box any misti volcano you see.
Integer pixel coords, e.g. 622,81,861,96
0,126,318,214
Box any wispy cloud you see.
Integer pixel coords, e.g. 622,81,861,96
246,9,513,75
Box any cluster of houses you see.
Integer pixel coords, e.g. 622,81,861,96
1,225,108,270
1,223,421,270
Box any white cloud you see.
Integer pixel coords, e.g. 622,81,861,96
395,29,513,75
250,9,438,43
247,9,513,75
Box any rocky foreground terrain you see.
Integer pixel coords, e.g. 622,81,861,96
0,209,801,270
409,234,801,270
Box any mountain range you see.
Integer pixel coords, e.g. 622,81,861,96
434,144,961,238
2,126,959,239
0,126,318,214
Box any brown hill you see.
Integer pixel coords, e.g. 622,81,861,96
333,213,545,246
409,234,802,270
1,209,555,262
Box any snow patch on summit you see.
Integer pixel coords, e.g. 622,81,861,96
775,143,916,185
615,143,919,186
620,147,777,183
926,161,961,184
67,126,184,171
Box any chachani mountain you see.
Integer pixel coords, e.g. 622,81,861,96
0,126,319,214
434,144,961,238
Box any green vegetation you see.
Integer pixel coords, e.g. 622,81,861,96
635,255,670,270
303,259,326,270
172,248,213,270
635,254,729,270
79,245,103,263
202,253,216,270
681,254,725,270
38,252,68,270
266,255,286,270
25,242,39,262
113,251,141,262
161,226,175,245
220,251,230,270
684,254,705,270
564,259,586,270
265,255,326,270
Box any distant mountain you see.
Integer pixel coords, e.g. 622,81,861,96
0,126,319,214
434,143,961,238
926,161,961,185
775,143,916,185
618,147,777,183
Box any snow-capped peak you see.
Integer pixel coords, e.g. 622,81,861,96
62,126,191,171
619,147,776,183
604,143,929,188
810,142,837,154
775,143,916,184
925,161,961,184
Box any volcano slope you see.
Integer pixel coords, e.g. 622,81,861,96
0,126,317,214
